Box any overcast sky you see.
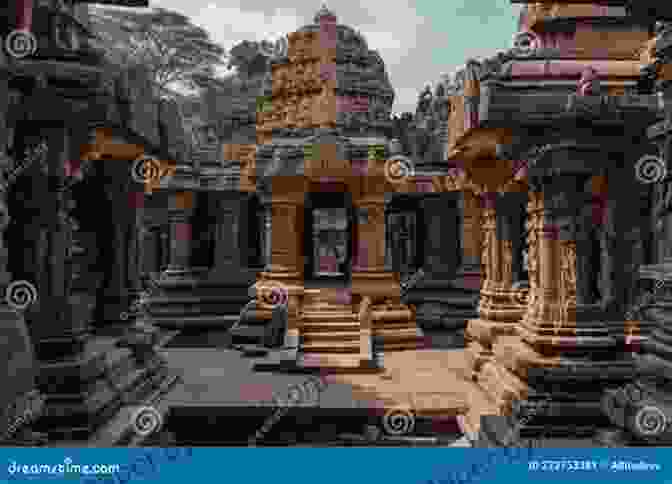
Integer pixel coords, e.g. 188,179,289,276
147,0,522,114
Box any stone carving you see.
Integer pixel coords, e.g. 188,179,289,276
502,240,513,286
560,240,577,324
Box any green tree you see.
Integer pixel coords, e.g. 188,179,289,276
88,6,227,97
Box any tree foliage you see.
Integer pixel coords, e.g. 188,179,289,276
88,6,227,96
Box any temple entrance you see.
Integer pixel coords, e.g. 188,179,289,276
304,190,354,287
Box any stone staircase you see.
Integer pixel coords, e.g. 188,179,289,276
141,271,253,336
371,300,425,352
298,289,365,368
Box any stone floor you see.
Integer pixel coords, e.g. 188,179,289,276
152,329,496,445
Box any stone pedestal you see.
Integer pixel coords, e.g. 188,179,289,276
599,259,672,445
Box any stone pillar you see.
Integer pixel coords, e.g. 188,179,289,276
420,193,460,281
96,165,134,326
0,70,43,443
255,175,304,355
466,190,527,380
165,191,194,274
453,189,482,290
32,125,82,359
404,193,460,328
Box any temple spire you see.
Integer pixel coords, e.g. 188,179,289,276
314,3,337,24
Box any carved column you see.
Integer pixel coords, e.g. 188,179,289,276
165,191,195,274
255,173,304,355
408,193,461,328
32,125,81,358
473,173,635,440
466,190,527,381
0,70,43,443
95,162,134,326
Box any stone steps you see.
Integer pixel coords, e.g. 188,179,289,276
298,353,363,368
302,331,360,341
301,340,361,353
302,321,360,332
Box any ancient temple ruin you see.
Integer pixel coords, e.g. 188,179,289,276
230,6,424,369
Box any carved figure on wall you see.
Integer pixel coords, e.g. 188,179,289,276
502,240,513,286
559,241,577,325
